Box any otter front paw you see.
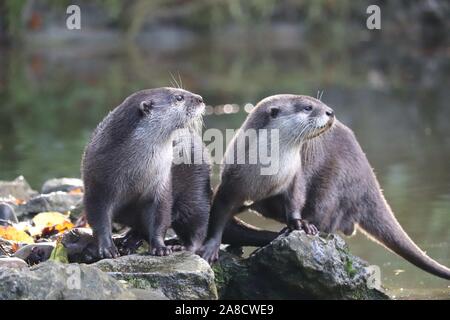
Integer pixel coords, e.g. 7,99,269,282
96,239,120,259
287,219,319,235
197,240,220,264
150,246,173,256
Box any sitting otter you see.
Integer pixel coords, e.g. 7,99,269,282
198,94,334,262
82,87,210,259
203,94,450,280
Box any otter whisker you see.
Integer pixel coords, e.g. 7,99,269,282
177,71,184,90
169,71,180,89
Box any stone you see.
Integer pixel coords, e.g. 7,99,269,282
13,242,56,265
0,257,28,269
0,261,135,300
94,252,218,300
0,202,18,224
41,178,84,194
14,191,83,218
215,231,390,300
0,176,37,201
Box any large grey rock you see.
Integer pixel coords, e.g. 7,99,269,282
94,252,218,300
41,178,84,194
0,261,135,300
214,231,390,300
0,176,38,201
14,191,83,217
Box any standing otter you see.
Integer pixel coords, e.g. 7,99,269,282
82,87,210,259
205,94,450,280
199,95,335,262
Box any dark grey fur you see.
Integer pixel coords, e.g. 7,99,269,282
82,87,210,259
218,98,450,280
199,95,334,262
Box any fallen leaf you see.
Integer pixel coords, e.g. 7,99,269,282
49,241,69,263
11,242,20,253
32,212,74,236
68,187,83,195
14,198,26,205
0,226,34,244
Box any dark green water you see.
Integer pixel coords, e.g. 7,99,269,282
0,26,449,299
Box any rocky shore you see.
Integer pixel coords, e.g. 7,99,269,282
0,176,389,300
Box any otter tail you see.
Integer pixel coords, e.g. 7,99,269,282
222,216,278,247
358,203,450,280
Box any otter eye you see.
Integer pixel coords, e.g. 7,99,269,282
304,105,313,112
175,95,184,102
269,107,280,118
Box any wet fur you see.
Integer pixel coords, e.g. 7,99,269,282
199,95,334,262
228,121,450,280
82,87,210,259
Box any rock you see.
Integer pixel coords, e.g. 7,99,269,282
0,176,38,201
0,257,28,269
14,191,83,218
94,252,218,300
61,228,96,263
60,228,144,263
130,288,168,300
0,202,18,224
13,243,56,265
215,231,390,300
0,261,135,300
41,178,84,194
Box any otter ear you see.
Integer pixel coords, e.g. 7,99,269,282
139,100,153,116
269,106,280,118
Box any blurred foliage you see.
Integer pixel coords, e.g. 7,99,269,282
0,0,414,40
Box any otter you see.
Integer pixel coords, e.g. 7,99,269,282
204,94,450,280
82,87,211,259
198,95,334,262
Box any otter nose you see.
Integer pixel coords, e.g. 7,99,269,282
195,95,203,104
326,109,334,117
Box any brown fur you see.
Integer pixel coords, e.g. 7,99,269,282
226,120,450,280
199,94,334,262
82,87,210,259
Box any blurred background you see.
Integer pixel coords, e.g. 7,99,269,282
0,0,449,299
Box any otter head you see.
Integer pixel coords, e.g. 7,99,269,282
127,87,205,140
250,94,335,144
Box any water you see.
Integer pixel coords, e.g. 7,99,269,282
0,25,449,299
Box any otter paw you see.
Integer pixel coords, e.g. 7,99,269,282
167,244,185,252
288,219,319,235
150,246,173,256
197,241,220,264
97,243,120,259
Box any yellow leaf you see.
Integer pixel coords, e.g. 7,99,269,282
0,226,34,244
32,212,73,231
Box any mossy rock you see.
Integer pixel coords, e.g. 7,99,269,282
94,252,218,300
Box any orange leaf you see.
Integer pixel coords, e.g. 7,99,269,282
14,198,26,205
68,187,83,195
0,226,34,244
